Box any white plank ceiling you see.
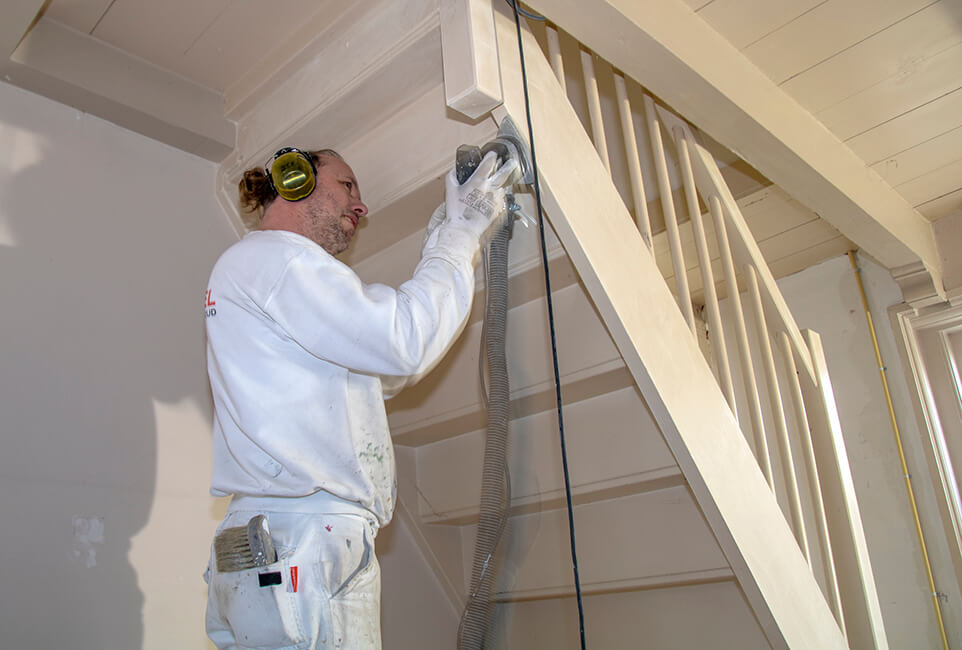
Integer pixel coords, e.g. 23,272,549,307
3,0,959,278
685,0,962,222
41,0,333,94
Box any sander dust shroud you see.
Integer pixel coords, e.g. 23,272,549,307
456,116,533,650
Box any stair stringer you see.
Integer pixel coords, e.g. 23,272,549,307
491,6,847,649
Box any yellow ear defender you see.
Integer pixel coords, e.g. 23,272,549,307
266,147,316,202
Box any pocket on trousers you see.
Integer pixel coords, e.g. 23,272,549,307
321,520,375,598
211,556,307,650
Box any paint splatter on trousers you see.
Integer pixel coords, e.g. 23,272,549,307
205,510,381,649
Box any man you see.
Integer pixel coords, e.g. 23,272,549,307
203,147,517,649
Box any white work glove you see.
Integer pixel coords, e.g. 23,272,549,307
422,151,519,260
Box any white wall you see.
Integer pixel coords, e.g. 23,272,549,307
0,80,235,649
0,81,459,649
777,254,961,648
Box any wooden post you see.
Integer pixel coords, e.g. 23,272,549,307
440,0,502,119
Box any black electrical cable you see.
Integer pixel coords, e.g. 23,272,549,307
505,0,546,21
508,2,587,648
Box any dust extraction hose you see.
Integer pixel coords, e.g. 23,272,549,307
457,217,513,650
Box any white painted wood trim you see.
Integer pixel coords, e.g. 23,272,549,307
892,304,962,587
643,94,695,334
491,567,734,601
492,6,848,647
614,73,652,245
580,48,610,172
779,331,847,638
746,266,809,559
802,330,889,649
711,196,774,484
659,109,816,382
545,24,566,92
440,0,503,119
676,130,734,410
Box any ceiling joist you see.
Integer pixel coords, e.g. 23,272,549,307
3,17,234,162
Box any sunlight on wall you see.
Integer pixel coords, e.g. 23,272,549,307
129,398,227,650
0,123,45,246
0,79,237,649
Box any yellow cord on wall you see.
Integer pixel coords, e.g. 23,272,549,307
848,250,949,650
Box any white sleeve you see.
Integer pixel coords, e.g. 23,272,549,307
262,244,476,380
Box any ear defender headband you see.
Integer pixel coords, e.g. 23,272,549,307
266,147,316,202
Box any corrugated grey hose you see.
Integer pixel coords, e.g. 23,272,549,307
457,216,513,650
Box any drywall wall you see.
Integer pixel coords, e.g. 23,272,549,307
0,79,235,649
0,78,231,650
0,81,458,649
776,254,962,648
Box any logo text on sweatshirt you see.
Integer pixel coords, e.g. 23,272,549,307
205,289,217,318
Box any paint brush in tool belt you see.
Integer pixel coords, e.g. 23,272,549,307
214,514,277,572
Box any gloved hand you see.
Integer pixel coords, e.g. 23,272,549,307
445,151,519,239
422,151,519,259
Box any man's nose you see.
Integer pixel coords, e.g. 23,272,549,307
352,199,369,218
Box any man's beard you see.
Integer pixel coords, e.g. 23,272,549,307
308,206,351,256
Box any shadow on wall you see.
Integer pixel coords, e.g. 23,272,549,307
0,83,227,649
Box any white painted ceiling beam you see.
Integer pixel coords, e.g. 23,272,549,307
3,18,234,162
523,0,943,293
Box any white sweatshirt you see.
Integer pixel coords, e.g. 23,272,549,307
205,227,477,526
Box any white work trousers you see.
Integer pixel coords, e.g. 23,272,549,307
206,510,381,650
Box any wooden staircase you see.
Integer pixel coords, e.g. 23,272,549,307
213,0,889,646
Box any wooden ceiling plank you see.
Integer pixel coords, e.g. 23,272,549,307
225,0,439,145
846,86,962,164
782,0,962,115
694,0,823,51
223,0,359,116
89,0,231,80
768,237,853,279
896,158,962,208
916,188,962,221
182,1,338,93
758,219,847,264
743,0,935,84
523,0,941,287
42,0,115,35
653,187,820,277
871,124,962,188
1,0,45,57
816,41,962,140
